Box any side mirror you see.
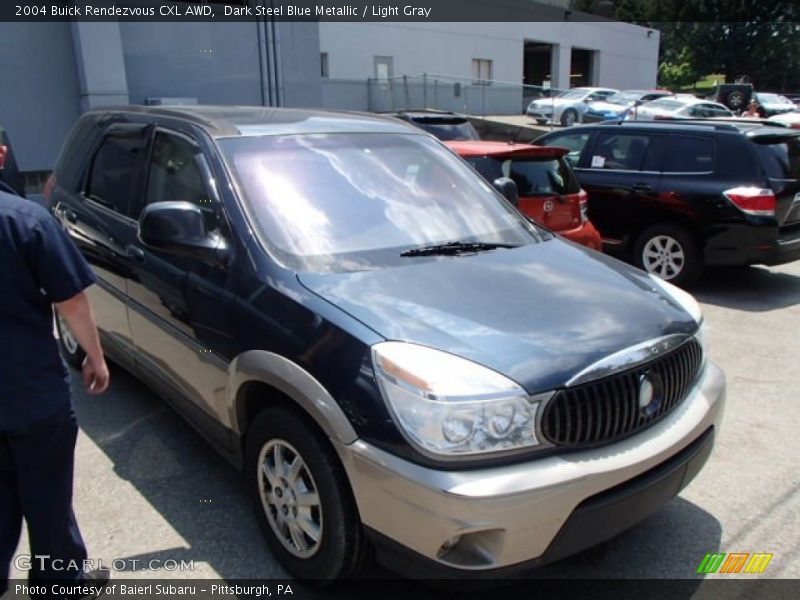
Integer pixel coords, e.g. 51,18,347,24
139,201,227,262
493,177,519,207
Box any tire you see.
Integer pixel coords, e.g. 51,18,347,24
561,109,578,127
245,406,369,582
55,312,85,369
632,223,703,287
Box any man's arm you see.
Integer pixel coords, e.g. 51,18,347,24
54,291,110,394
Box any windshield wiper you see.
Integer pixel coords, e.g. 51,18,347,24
400,240,518,257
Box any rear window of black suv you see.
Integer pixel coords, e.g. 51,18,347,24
753,136,800,179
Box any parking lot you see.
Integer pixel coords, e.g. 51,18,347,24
8,261,800,584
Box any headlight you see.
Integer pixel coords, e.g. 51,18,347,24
649,274,708,361
372,342,543,458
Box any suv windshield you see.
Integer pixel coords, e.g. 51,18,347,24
220,133,542,272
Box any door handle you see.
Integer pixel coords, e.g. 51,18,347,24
126,246,145,262
632,183,652,192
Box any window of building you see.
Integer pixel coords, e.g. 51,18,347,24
85,131,147,216
472,58,493,85
320,52,329,78
374,56,393,81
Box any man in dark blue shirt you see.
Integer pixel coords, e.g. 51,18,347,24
0,190,110,593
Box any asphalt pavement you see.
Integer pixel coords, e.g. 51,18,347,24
8,262,800,586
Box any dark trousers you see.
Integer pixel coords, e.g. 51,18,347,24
0,407,87,592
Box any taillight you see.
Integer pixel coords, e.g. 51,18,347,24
43,173,56,204
723,186,776,217
0,145,7,169
578,189,589,223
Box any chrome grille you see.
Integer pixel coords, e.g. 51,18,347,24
541,338,703,448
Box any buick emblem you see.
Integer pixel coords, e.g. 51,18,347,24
638,372,663,418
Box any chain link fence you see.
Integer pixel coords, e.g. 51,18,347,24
364,73,569,116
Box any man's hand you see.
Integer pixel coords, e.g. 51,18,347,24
82,355,109,394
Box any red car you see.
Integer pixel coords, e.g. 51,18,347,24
447,141,602,250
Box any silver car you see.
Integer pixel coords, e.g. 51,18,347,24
526,87,618,127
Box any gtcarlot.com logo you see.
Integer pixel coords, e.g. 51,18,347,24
697,552,773,574
14,554,195,572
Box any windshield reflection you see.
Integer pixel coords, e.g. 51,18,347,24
220,133,541,272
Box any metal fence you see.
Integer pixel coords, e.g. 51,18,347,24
365,73,569,116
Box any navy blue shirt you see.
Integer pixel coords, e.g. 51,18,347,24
0,191,96,431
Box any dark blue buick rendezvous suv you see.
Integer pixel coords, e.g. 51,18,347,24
48,106,725,581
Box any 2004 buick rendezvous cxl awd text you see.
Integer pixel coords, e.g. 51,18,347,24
47,106,725,581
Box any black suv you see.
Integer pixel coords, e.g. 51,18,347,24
48,106,724,580
381,109,480,141
536,120,800,285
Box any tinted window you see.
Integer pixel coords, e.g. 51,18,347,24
590,133,652,170
220,133,543,272
540,131,591,167
410,119,479,141
664,136,716,173
86,132,146,215
754,137,800,179
143,131,216,222
503,157,580,196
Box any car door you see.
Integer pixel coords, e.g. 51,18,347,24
54,124,148,365
573,130,665,242
125,127,235,432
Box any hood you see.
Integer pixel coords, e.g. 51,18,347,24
298,240,698,393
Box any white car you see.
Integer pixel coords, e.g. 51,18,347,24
526,87,617,127
767,111,800,128
629,96,733,120
754,93,796,118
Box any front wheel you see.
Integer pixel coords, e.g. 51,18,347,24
633,224,702,287
561,109,578,127
245,407,369,582
55,312,85,369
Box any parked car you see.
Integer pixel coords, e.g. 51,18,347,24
583,90,674,123
629,96,734,121
381,109,480,140
0,123,25,196
446,140,602,250
767,111,800,128
536,120,800,285
49,106,724,580
526,87,618,127
753,93,796,118
707,83,753,113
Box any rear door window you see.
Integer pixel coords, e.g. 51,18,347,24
589,132,653,171
85,129,147,216
663,136,716,173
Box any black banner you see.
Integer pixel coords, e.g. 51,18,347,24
2,0,798,22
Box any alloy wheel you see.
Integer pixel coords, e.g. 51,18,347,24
257,439,323,559
642,235,685,280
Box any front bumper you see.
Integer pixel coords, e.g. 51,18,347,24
334,362,725,574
